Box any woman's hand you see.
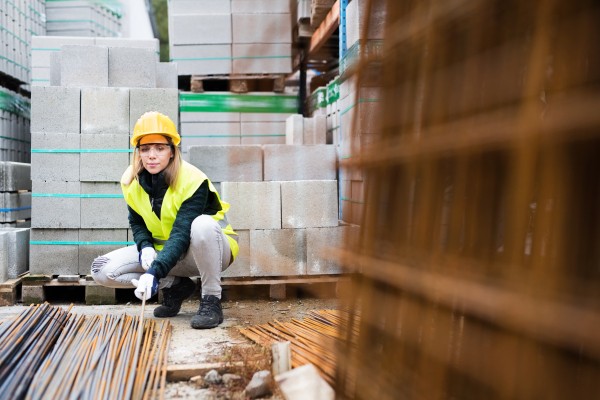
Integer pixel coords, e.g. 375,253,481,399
140,247,158,271
132,274,158,300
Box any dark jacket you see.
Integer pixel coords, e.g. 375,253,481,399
128,169,222,279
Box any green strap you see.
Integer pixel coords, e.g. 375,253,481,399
0,27,28,46
31,149,133,153
0,136,31,144
0,55,30,72
32,194,124,198
31,241,134,245
6,0,28,18
340,196,364,204
340,99,381,116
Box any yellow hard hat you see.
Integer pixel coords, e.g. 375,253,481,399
131,111,180,147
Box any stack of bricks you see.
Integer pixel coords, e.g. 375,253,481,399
168,0,292,76
188,144,357,278
29,42,178,280
45,0,121,38
0,87,31,162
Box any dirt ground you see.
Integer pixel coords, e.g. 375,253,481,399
0,283,341,399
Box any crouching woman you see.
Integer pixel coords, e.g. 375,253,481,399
91,111,238,329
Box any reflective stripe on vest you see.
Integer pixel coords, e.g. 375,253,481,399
121,161,239,260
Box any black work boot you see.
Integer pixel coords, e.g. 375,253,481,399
190,295,223,329
153,277,196,318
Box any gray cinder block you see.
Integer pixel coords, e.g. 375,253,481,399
0,228,30,279
286,115,303,145
0,192,32,222
31,153,80,182
231,0,290,13
31,86,80,134
222,230,250,277
240,122,285,145
281,180,338,228
170,45,232,75
30,228,79,275
170,14,232,45
303,117,315,145
78,229,128,275
81,87,130,135
250,229,306,276
263,145,337,181
168,0,230,14
232,44,291,74
32,181,81,229
94,37,160,52
23,286,46,304
31,36,94,68
306,225,359,274
50,52,61,86
85,285,117,305
109,47,156,88
180,122,241,148
188,145,262,182
312,115,327,145
232,14,292,44
80,135,130,182
80,182,128,228
156,63,178,88
221,182,281,230
0,232,7,283
0,162,31,191
61,45,109,87
129,88,179,133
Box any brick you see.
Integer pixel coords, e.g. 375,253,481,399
188,145,262,182
109,47,156,88
31,36,94,68
241,122,285,145
241,113,292,122
78,229,128,275
32,181,80,229
50,52,61,86
23,286,46,304
281,180,338,228
285,115,303,145
231,0,290,13
306,226,359,274
0,228,29,279
346,0,387,50
31,86,80,134
263,145,337,181
180,122,241,149
170,14,232,45
85,285,117,305
60,45,109,87
222,230,250,277
232,14,292,44
129,88,179,133
232,44,291,74
156,62,178,88
0,192,32,222
80,182,129,229
81,87,129,135
170,45,232,75
30,228,79,275
168,0,230,14
80,135,130,182
0,162,31,191
0,232,7,283
250,229,306,276
221,182,281,230
182,112,240,123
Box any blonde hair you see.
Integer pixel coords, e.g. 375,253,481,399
132,136,182,190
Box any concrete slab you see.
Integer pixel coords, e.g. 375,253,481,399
30,228,79,275
169,45,232,75
188,145,262,182
221,182,281,230
281,180,338,228
168,0,231,14
0,162,31,191
81,87,129,135
0,192,32,222
231,0,290,13
170,14,232,45
109,47,156,88
32,181,81,229
0,228,29,279
60,45,109,87
250,229,306,276
263,145,337,181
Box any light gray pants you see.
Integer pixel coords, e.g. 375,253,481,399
91,215,234,298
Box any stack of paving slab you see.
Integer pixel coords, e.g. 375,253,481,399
0,87,31,162
0,0,46,84
168,0,292,75
189,144,356,277
29,43,178,277
31,36,162,87
45,0,121,38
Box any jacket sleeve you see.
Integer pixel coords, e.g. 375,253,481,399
146,180,209,279
128,205,154,251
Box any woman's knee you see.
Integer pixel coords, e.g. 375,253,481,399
90,255,113,286
191,215,220,243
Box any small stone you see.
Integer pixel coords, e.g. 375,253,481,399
244,321,250,324
204,369,222,385
222,373,242,386
126,302,131,305
245,370,271,398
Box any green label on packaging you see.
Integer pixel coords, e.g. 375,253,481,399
0,91,31,119
180,93,298,114
326,78,339,105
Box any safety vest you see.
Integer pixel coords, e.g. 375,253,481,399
120,161,239,260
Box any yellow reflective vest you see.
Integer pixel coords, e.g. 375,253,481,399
120,161,239,260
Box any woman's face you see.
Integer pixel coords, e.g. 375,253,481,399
138,134,174,174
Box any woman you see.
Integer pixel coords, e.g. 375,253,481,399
91,111,238,329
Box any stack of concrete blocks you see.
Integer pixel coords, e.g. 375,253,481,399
285,114,327,145
45,0,121,38
325,77,340,146
188,144,357,285
29,42,178,303
31,36,162,87
345,0,386,51
296,0,312,22
0,161,31,228
0,87,31,162
168,0,292,76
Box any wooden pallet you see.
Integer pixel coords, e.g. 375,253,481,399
190,74,286,93
221,275,351,300
0,275,24,306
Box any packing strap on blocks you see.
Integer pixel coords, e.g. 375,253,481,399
32,194,124,198
0,206,31,211
31,149,133,153
180,93,298,114
30,241,135,245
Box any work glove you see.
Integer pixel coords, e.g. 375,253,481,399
139,247,157,271
131,273,158,301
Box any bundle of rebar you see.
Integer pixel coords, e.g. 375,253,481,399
239,309,358,385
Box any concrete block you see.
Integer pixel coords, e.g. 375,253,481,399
281,180,338,228
80,182,129,228
0,192,32,222
182,112,240,123
32,67,50,85
168,0,230,14
181,122,241,149
156,63,178,88
81,87,129,135
85,285,117,305
0,232,7,283
346,0,387,50
232,0,290,13
58,275,79,282
129,88,179,133
80,135,130,182
232,44,291,74
49,52,61,86
32,181,80,229
23,286,46,304
170,14,232,45
306,226,359,274
0,162,31,191
232,14,292,44
31,86,80,134
30,228,79,275
221,182,280,230
94,37,160,52
263,145,337,181
313,115,327,145
0,228,29,278
170,45,232,75
241,122,285,145
222,230,250,277
250,229,306,276
31,36,94,68
109,47,156,88
31,153,80,182
212,182,222,195
339,87,383,134
303,117,315,145
188,145,262,182
60,45,109,87
285,115,303,145
241,113,292,122
78,229,128,275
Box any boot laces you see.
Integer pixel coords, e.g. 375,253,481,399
197,296,219,316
